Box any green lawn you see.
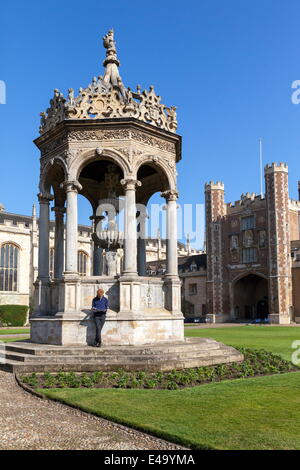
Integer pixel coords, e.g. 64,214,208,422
185,325,300,361
0,337,30,343
0,328,30,336
40,372,300,450
36,325,300,449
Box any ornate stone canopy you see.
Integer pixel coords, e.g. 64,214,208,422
31,29,183,348
39,30,177,136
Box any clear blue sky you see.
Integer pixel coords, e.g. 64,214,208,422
1,0,300,248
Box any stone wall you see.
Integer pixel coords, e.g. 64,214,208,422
0,219,32,306
181,271,206,316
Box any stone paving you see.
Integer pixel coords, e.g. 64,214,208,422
0,371,184,450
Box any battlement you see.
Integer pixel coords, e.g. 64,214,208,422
289,199,300,210
226,193,265,211
0,219,31,230
264,162,288,174
205,181,225,191
78,229,91,238
240,192,259,201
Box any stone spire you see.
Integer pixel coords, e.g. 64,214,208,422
186,233,191,255
39,29,178,135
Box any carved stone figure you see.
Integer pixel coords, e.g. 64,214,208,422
243,230,253,248
259,230,267,247
231,235,239,250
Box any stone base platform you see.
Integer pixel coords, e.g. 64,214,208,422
0,338,243,373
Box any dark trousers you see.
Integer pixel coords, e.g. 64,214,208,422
94,313,106,344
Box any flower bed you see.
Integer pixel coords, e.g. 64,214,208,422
20,348,297,391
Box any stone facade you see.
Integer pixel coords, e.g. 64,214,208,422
0,211,33,307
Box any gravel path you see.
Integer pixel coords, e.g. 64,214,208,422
0,371,184,450
0,334,29,339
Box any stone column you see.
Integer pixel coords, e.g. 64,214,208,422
121,179,141,276
61,180,82,275
162,190,179,278
37,193,53,281
137,212,148,276
91,215,105,276
52,206,65,279
93,243,103,276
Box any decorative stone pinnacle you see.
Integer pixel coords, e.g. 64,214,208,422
32,204,36,217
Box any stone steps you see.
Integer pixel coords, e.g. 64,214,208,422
0,338,244,373
4,338,221,356
0,348,236,364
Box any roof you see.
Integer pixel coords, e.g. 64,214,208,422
147,254,207,271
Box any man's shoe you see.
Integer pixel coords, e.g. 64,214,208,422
96,342,101,348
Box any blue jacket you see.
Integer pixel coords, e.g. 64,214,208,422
92,296,108,312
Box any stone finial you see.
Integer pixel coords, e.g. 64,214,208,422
0,202,5,212
102,29,120,67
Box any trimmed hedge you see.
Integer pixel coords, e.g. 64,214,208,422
0,305,29,327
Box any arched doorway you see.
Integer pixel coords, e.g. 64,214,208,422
233,274,269,320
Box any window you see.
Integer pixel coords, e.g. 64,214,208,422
189,283,197,295
49,248,54,279
242,248,257,263
241,216,255,230
78,251,88,276
0,243,19,291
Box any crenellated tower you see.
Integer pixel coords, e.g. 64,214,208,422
265,163,292,323
205,181,226,322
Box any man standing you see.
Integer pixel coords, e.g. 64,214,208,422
91,288,108,347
